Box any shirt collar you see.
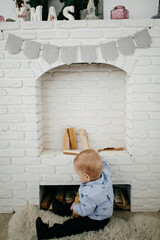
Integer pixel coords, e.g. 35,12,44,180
82,172,105,186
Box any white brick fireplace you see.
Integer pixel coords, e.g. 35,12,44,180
0,19,160,213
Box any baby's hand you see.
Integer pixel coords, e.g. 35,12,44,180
70,201,76,211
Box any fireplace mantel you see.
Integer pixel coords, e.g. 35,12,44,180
0,19,160,213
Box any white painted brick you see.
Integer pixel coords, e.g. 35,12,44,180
135,157,160,164
0,183,26,190
25,131,43,140
5,31,37,40
122,19,153,28
152,76,160,83
133,76,150,84
0,96,22,105
133,120,160,130
25,113,42,123
84,103,109,111
133,66,160,75
0,141,10,149
0,60,21,69
150,165,160,173
23,96,40,104
88,20,121,28
152,57,160,65
0,166,24,173
0,32,3,40
41,157,71,165
72,30,103,39
119,165,148,173
133,139,160,147
21,21,53,29
0,174,11,182
151,94,160,101
25,165,56,174
149,28,160,37
0,52,4,59
99,94,125,102
0,79,22,88
12,173,41,182
12,157,40,165
70,96,97,103
6,52,27,60
23,78,38,87
104,29,136,38
132,148,151,156
0,158,10,165
136,58,152,66
0,190,12,198
0,22,20,30
0,115,24,123
54,88,81,96
8,87,37,96
42,174,72,184
133,130,148,139
5,70,35,78
0,70,4,77
9,106,38,114
0,89,7,96
0,149,25,157
149,130,160,138
9,123,41,131
12,189,38,199
0,107,7,114
10,140,41,148
134,84,160,93
37,31,70,39
0,199,27,207
133,94,150,102
42,96,68,103
133,113,148,120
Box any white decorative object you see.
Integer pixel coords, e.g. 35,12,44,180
30,5,43,21
63,6,75,20
14,7,28,22
85,0,99,20
48,6,57,21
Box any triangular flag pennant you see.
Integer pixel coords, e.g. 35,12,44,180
5,34,23,54
80,45,97,63
118,36,136,55
61,46,77,65
100,41,118,61
42,44,59,63
24,40,41,59
134,29,151,48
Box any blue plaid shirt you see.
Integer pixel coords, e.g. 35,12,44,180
73,156,114,220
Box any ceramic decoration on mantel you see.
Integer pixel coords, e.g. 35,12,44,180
111,5,129,19
85,0,99,20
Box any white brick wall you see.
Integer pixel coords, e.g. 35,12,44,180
0,20,160,213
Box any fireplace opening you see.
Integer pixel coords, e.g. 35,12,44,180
40,63,128,153
39,184,131,212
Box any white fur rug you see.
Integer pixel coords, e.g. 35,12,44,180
8,205,160,240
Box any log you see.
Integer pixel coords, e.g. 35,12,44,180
97,147,124,152
63,150,80,155
78,129,90,150
68,128,77,150
40,193,52,210
63,128,70,151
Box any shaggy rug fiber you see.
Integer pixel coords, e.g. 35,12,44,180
8,205,160,240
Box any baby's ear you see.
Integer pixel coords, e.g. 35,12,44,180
84,173,90,182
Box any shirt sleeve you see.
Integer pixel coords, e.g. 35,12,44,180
100,156,112,178
73,194,96,217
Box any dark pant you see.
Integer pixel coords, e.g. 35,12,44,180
50,198,110,238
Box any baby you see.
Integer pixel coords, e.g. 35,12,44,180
36,149,114,239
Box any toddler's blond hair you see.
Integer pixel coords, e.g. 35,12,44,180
74,149,103,181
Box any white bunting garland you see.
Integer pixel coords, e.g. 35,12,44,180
5,29,151,64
